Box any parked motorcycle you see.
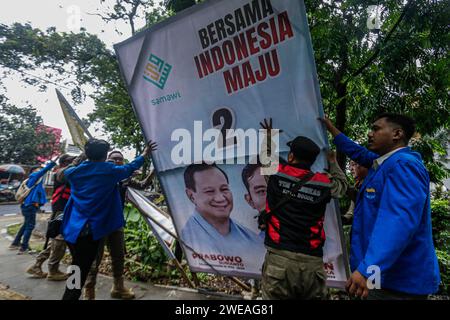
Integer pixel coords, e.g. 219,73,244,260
0,185,16,202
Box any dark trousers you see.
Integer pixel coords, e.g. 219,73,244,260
62,234,101,300
367,288,428,300
13,204,38,250
85,228,125,288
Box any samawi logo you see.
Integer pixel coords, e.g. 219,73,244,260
143,53,172,89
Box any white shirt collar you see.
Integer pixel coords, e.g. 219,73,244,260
373,147,406,169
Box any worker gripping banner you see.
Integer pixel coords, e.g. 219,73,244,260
115,0,349,287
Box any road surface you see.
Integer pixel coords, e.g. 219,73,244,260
0,203,51,216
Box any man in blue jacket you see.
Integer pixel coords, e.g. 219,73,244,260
57,138,156,300
10,160,57,254
320,113,440,299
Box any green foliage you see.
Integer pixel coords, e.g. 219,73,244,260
123,204,181,281
306,0,449,170
436,249,450,295
430,192,450,295
0,97,57,164
167,0,196,13
411,133,450,184
431,196,450,252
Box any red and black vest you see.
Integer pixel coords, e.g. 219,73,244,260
264,162,332,257
51,179,71,214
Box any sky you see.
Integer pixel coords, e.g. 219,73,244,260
0,0,150,160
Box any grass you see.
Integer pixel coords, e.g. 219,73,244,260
6,223,20,237
6,223,44,252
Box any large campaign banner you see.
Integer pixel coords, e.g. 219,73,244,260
115,0,349,286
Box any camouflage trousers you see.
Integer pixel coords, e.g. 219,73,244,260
261,247,328,300
35,235,66,273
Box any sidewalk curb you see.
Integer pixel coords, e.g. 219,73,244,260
154,284,243,300
1,222,21,241
0,283,31,300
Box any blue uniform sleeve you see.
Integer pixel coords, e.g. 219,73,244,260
333,133,379,168
112,156,145,182
27,161,57,187
356,161,429,278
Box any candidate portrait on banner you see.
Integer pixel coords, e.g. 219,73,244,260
181,162,265,273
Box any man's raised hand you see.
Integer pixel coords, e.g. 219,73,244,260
318,116,341,137
143,140,158,157
259,118,283,133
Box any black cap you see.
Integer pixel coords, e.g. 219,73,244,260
287,136,320,163
59,154,76,165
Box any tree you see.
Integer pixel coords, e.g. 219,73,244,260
0,95,57,164
91,0,167,36
84,2,170,155
0,22,157,155
0,0,448,181
166,0,197,13
305,0,449,182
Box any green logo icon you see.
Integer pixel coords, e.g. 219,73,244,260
143,53,172,89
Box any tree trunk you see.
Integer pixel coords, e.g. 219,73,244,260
334,17,349,171
335,82,347,171
129,16,135,35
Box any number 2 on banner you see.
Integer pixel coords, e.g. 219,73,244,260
212,107,238,149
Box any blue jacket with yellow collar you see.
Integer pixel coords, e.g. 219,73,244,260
334,133,440,295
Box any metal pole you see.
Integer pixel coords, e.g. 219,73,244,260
172,258,195,289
